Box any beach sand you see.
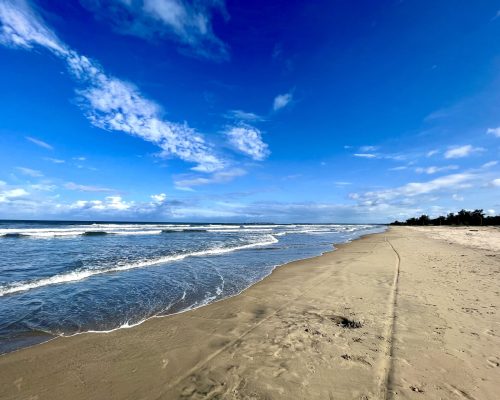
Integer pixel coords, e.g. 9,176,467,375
0,227,498,399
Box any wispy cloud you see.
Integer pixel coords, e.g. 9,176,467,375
44,157,65,164
359,145,379,152
0,1,66,54
25,136,53,150
350,173,475,204
224,109,265,122
415,165,459,174
353,153,377,159
64,182,116,193
334,181,351,186
81,0,229,60
482,161,498,168
226,125,270,161
174,168,246,190
426,149,439,157
487,127,500,137
30,183,56,191
444,145,484,159
0,0,225,173
16,166,43,177
273,92,293,111
71,56,224,172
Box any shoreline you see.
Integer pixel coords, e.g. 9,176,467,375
1,227,498,399
1,226,386,355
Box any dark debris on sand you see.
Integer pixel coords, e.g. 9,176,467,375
330,315,363,329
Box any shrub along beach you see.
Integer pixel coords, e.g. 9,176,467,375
391,209,500,226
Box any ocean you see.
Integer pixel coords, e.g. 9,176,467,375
0,220,385,353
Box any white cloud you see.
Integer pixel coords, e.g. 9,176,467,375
359,145,378,152
70,196,132,212
151,193,167,203
31,183,56,191
224,109,264,122
0,0,67,54
351,173,475,204
16,166,43,177
487,127,500,137
0,187,29,202
273,92,292,111
482,161,498,168
81,0,228,60
175,168,246,190
5,188,28,197
0,0,225,173
26,136,53,150
389,166,407,171
444,145,484,159
353,153,377,159
44,157,65,164
491,178,500,187
70,56,224,172
175,186,195,192
452,193,464,201
64,182,116,193
415,165,458,174
226,125,269,160
426,149,439,157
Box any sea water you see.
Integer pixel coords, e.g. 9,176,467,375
0,220,385,353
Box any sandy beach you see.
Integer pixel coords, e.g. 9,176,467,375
0,226,499,399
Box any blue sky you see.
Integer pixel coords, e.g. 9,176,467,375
0,0,499,222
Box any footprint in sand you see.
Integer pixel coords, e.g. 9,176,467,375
486,356,500,368
306,361,316,374
13,377,22,391
410,385,425,394
341,354,372,367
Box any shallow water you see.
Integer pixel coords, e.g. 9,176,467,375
0,221,386,353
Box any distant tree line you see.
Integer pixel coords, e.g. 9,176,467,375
390,209,500,226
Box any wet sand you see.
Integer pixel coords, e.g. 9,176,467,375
0,227,499,399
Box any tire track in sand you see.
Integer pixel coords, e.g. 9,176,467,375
377,236,401,399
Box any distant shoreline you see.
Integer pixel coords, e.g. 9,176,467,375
0,219,388,225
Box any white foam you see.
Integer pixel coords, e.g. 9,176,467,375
206,228,273,233
0,235,279,297
112,230,162,235
0,227,165,238
34,225,385,338
0,223,379,239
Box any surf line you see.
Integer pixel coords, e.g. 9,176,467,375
0,235,279,297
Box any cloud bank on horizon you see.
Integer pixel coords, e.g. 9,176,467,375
0,0,499,222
